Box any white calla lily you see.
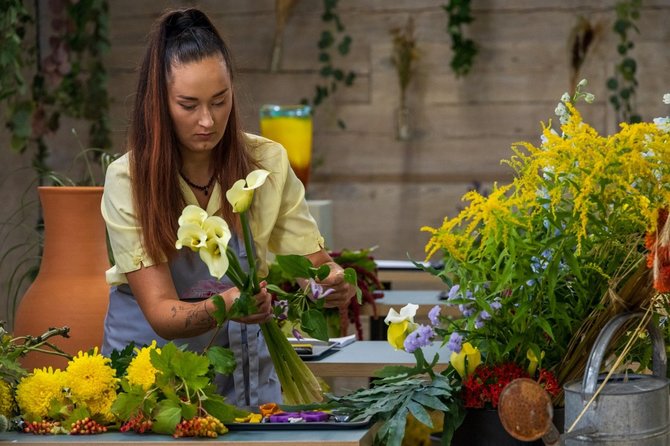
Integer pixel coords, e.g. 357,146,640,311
225,169,270,213
384,303,419,325
178,204,208,227
202,215,232,246
198,238,229,280
175,223,207,251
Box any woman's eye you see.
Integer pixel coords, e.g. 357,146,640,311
179,103,196,111
212,101,225,107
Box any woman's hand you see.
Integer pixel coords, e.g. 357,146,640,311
232,281,273,325
317,261,355,309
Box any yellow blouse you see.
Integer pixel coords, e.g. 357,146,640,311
101,133,325,285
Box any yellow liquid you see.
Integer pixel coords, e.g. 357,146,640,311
260,116,312,184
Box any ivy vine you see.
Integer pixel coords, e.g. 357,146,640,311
302,0,356,128
442,0,477,77
607,0,642,124
2,0,111,182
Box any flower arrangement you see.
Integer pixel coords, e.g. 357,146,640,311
174,169,360,405
422,80,670,390
314,82,670,446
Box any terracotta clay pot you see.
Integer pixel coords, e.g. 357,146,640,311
13,187,110,370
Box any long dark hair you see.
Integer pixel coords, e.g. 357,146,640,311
129,8,254,263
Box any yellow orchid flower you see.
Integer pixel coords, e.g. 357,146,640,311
384,303,419,350
225,169,271,213
526,348,545,376
450,342,481,378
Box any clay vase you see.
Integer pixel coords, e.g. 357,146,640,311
13,187,110,371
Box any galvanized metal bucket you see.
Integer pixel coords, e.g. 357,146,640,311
564,312,670,445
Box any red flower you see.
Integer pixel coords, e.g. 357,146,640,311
461,363,561,409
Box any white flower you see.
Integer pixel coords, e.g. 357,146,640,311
560,92,571,103
384,303,419,324
199,237,229,279
584,93,595,103
178,205,208,227
225,169,271,213
653,117,670,133
663,93,670,105
577,79,587,89
175,223,207,251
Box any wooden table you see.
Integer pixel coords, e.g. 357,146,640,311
0,428,374,445
304,341,448,378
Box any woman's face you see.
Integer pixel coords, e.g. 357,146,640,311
167,55,232,156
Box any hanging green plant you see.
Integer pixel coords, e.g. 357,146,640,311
442,0,477,77
3,0,111,180
302,0,356,129
607,0,642,124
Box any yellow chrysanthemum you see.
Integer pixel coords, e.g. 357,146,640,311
0,380,15,417
126,340,161,390
65,347,117,417
15,367,67,421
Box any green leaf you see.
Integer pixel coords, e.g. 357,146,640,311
180,401,197,420
316,264,330,280
343,267,362,304
211,294,229,324
172,349,210,381
201,393,249,423
276,254,314,279
206,346,237,375
301,309,329,341
109,342,136,377
111,384,148,420
411,392,449,412
407,399,433,428
152,399,182,434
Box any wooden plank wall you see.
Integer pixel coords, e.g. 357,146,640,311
2,0,670,322
102,0,670,262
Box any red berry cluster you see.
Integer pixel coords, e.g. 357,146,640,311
173,416,227,438
23,420,62,434
69,417,107,435
120,413,153,434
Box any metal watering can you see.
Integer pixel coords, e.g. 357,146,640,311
498,312,669,445
563,312,669,445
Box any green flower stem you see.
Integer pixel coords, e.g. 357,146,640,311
239,212,259,294
260,319,323,405
224,249,247,290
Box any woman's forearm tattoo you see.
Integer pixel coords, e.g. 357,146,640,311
170,301,216,331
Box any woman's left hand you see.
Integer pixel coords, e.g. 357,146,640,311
318,261,355,309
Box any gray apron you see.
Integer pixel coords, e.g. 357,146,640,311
102,235,281,407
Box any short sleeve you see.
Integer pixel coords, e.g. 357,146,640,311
101,154,157,285
246,134,325,276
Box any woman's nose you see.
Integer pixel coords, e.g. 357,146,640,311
198,107,214,128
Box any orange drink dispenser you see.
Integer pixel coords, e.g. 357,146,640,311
259,104,313,187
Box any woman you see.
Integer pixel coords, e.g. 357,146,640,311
101,8,353,407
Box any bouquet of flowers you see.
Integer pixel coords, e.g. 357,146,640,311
174,169,359,405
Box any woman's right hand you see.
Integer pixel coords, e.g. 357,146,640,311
231,281,273,325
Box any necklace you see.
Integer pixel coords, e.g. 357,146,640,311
180,171,216,196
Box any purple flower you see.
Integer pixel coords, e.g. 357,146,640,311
490,299,502,311
459,304,475,317
428,305,441,326
273,300,288,321
447,285,460,300
479,310,491,320
292,328,304,340
447,331,463,353
309,279,335,302
474,317,485,329
403,325,435,353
